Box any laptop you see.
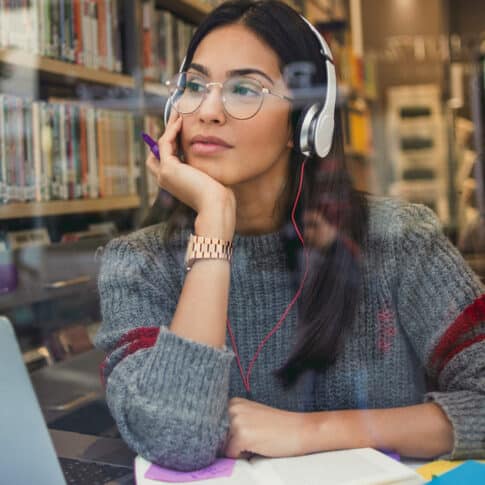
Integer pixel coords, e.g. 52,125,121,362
0,316,134,485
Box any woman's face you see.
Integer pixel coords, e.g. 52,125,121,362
179,24,294,189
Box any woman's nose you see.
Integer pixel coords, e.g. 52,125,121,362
198,85,226,124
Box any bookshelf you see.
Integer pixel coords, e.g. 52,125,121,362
0,49,135,88
0,195,141,220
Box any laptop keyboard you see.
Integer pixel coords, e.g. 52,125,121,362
59,456,132,485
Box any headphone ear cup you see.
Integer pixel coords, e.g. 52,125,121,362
295,104,322,157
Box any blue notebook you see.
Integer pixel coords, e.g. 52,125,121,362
428,461,485,484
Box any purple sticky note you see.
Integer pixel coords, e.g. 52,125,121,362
144,458,236,483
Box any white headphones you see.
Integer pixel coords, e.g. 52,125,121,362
164,14,337,159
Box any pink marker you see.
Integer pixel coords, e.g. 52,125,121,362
142,132,160,160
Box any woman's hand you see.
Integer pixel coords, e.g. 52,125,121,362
224,397,307,459
145,111,236,239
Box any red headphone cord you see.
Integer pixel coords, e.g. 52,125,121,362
226,159,310,395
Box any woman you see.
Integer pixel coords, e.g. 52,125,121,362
95,0,485,471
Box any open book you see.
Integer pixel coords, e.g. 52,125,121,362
134,448,425,484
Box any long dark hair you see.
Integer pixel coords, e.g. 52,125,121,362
142,0,369,387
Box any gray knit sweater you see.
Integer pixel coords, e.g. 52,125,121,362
95,197,485,471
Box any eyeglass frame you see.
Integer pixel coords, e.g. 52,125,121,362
165,72,294,120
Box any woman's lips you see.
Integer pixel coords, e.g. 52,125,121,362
190,142,233,155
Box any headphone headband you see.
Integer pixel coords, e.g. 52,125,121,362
297,15,337,158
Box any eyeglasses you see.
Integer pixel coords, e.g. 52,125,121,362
165,71,293,120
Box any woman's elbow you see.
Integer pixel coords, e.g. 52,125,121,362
108,393,228,471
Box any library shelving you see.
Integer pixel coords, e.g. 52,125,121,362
0,49,135,88
0,195,141,220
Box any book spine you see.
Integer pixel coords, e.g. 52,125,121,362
66,0,75,61
64,103,74,199
4,96,14,202
81,0,91,67
41,0,51,57
7,0,19,49
165,12,175,79
0,95,5,201
142,0,153,80
0,1,6,48
23,99,35,201
51,0,60,58
31,101,42,202
79,105,88,198
50,103,60,199
59,103,69,199
22,0,31,50
73,0,83,64
59,0,66,59
44,104,55,201
72,104,82,198
111,0,121,72
87,107,98,198
105,0,113,71
15,97,25,201
104,110,111,196
31,0,41,55
91,0,99,69
97,0,106,70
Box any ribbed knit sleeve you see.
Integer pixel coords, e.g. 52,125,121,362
394,203,485,459
94,230,234,471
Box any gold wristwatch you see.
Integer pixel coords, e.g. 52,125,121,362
184,234,234,271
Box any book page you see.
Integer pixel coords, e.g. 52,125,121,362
248,448,424,485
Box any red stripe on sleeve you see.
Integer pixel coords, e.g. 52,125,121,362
99,326,160,388
124,335,159,358
430,294,485,372
437,334,485,374
115,327,160,350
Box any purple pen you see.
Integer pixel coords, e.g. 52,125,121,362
142,132,160,160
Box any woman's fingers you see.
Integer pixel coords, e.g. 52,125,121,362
145,152,159,177
160,115,183,164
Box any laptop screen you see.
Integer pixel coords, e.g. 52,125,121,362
0,316,66,485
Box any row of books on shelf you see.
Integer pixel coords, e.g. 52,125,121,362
142,1,196,83
0,0,122,73
0,94,138,204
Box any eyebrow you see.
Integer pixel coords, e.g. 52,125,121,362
188,63,275,85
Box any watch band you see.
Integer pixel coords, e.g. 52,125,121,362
184,234,233,271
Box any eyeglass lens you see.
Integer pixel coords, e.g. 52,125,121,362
168,72,265,120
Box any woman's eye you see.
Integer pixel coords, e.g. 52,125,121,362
231,83,259,97
186,80,205,93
